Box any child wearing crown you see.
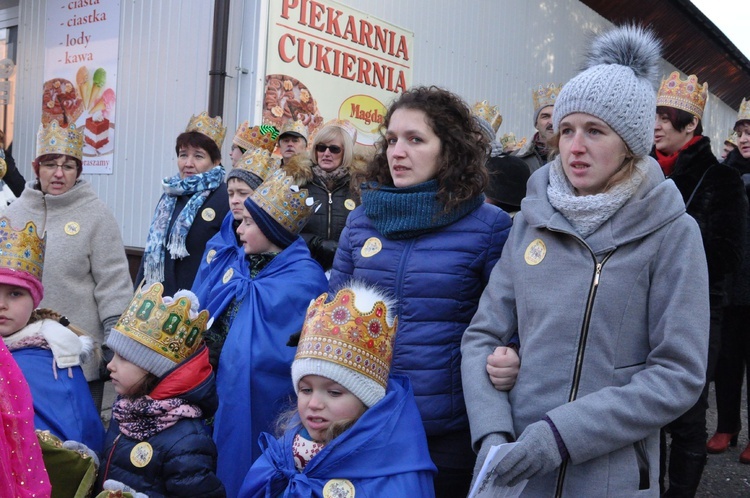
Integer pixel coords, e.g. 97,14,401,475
0,217,105,457
238,282,436,497
96,282,225,497
210,168,328,496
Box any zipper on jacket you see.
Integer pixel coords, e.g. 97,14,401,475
101,433,121,484
554,250,614,497
327,191,333,239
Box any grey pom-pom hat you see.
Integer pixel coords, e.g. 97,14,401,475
553,25,662,158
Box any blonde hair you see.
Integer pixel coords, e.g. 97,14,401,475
312,125,354,172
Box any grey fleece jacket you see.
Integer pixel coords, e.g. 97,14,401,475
461,157,709,497
5,180,133,380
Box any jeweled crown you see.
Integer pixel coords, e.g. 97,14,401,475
113,282,210,365
737,98,750,123
322,118,358,142
500,133,518,149
233,122,279,153
532,83,562,112
235,148,280,182
186,112,227,149
36,121,84,161
0,217,46,281
656,71,708,119
249,168,318,235
295,288,398,388
279,119,309,141
725,131,738,146
472,100,503,133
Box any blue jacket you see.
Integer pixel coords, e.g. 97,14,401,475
239,376,436,498
329,203,511,436
213,237,328,497
98,346,225,498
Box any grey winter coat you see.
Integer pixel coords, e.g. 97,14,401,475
461,157,709,497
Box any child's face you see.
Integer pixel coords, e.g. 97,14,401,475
297,375,367,442
236,209,278,254
108,352,150,396
0,284,35,338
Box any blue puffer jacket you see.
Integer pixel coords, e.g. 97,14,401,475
98,346,225,498
329,203,511,436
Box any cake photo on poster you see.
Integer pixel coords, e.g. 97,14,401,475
262,74,323,141
74,66,116,155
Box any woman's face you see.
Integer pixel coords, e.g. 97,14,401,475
558,113,629,196
653,112,692,156
385,108,442,188
227,178,254,221
36,155,79,195
736,122,750,159
315,137,344,172
178,145,218,178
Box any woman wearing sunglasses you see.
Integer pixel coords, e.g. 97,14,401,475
292,120,359,270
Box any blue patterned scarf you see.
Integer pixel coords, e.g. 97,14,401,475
361,180,484,240
143,166,225,284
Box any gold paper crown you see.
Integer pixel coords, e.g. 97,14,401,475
0,217,46,281
249,168,318,235
472,100,503,133
322,118,358,142
36,121,84,161
532,83,562,112
737,98,750,123
186,112,227,149
725,131,738,146
233,122,279,153
500,133,517,149
295,288,398,388
279,119,309,141
656,71,708,119
113,283,210,365
234,148,280,182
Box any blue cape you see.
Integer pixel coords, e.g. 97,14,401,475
239,375,436,498
191,211,247,317
12,347,105,453
213,237,328,497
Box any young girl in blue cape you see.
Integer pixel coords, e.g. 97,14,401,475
239,282,437,497
0,217,104,454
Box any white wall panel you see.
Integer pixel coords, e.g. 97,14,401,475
15,0,215,247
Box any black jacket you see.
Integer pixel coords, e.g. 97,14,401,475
300,173,359,270
723,148,750,305
656,136,747,300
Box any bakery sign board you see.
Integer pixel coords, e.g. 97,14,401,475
43,0,120,174
263,0,414,146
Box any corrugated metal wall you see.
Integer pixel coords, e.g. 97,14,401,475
13,0,740,248
15,0,216,247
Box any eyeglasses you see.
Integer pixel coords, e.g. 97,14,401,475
315,144,342,154
39,162,78,172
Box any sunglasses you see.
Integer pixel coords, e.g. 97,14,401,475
315,144,342,154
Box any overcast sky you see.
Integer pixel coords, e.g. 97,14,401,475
690,0,750,59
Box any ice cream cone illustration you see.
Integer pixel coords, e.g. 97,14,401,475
90,88,116,119
77,66,91,109
88,68,106,111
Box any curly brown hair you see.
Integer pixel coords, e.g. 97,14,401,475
359,86,489,211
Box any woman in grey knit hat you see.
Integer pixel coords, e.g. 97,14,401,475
461,25,710,496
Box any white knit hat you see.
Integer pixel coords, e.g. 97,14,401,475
291,282,397,407
553,25,662,157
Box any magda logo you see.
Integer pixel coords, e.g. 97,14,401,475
340,95,385,145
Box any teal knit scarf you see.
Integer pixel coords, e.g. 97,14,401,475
361,180,484,240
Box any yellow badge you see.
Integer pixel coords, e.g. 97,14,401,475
206,249,217,264
360,237,382,258
323,479,355,498
344,199,356,211
222,267,234,284
0,157,6,180
201,208,216,222
64,221,81,236
524,238,546,266
130,442,153,468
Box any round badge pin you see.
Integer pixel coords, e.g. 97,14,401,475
344,199,356,211
201,208,216,222
222,267,234,284
64,221,81,236
206,249,217,264
524,238,547,266
360,237,382,258
130,441,153,468
323,479,355,498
